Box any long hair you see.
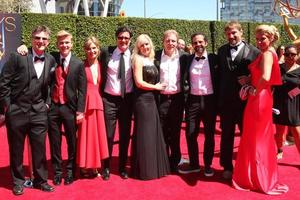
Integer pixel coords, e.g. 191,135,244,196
131,34,155,64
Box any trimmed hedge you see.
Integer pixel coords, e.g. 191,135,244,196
21,13,293,59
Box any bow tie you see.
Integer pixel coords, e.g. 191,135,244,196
229,45,239,51
34,56,45,62
195,56,205,61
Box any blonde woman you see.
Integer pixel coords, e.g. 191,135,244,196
77,36,109,178
131,34,170,180
232,25,288,195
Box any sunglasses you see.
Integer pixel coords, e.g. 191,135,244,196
117,36,130,41
284,53,297,57
33,36,48,41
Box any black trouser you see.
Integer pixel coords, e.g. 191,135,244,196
185,94,217,168
48,103,77,177
159,93,184,170
102,93,134,172
219,101,245,171
6,104,48,186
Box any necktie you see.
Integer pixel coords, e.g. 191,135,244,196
34,56,45,62
195,56,205,61
229,45,238,51
118,53,126,98
61,58,65,69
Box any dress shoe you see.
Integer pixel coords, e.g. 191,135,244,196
222,170,233,180
12,185,24,195
53,175,62,185
102,168,110,181
64,175,74,185
120,171,129,179
34,183,54,192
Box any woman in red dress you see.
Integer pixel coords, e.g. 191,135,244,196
77,36,109,177
232,25,289,195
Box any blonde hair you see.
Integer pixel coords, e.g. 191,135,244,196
131,34,155,64
255,24,280,43
224,20,243,32
163,29,179,41
83,36,101,57
56,30,72,41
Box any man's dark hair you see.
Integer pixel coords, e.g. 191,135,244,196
31,25,51,38
115,26,133,38
191,32,208,43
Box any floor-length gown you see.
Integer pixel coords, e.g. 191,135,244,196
131,59,170,180
232,51,289,195
77,61,109,168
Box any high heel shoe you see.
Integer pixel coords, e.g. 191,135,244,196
80,168,90,178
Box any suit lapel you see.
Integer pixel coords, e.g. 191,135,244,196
43,53,51,85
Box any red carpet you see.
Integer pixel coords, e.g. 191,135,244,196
0,121,299,200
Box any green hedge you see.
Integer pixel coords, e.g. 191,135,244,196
21,13,294,59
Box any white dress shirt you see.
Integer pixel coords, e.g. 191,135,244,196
60,52,72,72
104,48,133,96
230,41,245,61
32,49,45,79
159,49,181,94
189,52,214,95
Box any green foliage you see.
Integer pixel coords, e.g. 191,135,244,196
20,13,294,59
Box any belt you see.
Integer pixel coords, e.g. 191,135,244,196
160,93,182,99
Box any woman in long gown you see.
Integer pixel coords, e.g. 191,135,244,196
232,25,289,195
131,34,170,180
77,36,109,177
273,45,300,157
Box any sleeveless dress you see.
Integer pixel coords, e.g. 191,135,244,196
131,59,170,180
77,61,109,168
232,51,289,195
273,65,300,126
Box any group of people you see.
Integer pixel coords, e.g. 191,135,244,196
0,20,295,196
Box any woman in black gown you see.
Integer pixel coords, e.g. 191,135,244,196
273,45,300,157
131,34,170,180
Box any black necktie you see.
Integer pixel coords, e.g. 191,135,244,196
195,56,205,61
61,58,65,69
229,45,238,51
118,53,126,98
34,56,45,62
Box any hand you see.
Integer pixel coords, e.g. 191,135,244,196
76,112,84,124
155,82,167,91
17,45,28,56
238,75,250,86
248,86,256,96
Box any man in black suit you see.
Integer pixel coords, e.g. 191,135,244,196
100,26,134,180
0,25,55,195
155,30,187,172
178,33,218,176
217,21,259,179
48,30,86,186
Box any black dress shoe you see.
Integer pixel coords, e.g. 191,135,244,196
13,185,24,195
64,175,74,185
120,171,129,179
34,183,54,192
53,175,62,185
102,168,110,181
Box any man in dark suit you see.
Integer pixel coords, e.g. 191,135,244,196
100,26,134,180
0,25,55,195
217,21,259,179
178,33,218,176
48,30,87,186
155,30,187,172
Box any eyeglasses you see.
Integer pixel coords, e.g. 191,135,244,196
33,36,48,41
284,53,297,57
117,36,130,41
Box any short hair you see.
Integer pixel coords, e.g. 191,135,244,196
31,25,51,38
56,30,72,41
190,32,208,43
224,20,243,32
255,24,280,43
115,26,133,38
83,36,100,50
163,30,179,41
284,44,298,54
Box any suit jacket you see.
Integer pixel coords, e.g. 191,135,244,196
51,52,87,113
0,49,56,114
217,41,260,107
184,53,219,98
154,49,187,93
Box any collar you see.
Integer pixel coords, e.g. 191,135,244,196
60,52,72,63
